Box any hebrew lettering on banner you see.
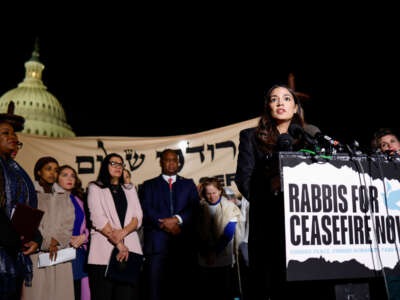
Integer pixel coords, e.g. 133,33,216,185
75,156,94,174
125,149,145,171
16,118,259,195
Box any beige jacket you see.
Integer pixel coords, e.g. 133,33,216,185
23,182,75,300
35,182,75,250
198,196,242,267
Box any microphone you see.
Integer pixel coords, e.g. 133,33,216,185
314,132,342,147
384,149,400,157
288,123,315,146
304,124,320,138
303,124,343,148
277,133,293,151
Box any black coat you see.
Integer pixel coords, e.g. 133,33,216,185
234,127,286,298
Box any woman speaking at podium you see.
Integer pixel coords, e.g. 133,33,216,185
235,84,304,299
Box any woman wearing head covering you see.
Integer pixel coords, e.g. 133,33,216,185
23,156,76,300
0,101,41,300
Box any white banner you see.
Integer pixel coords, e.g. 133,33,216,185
16,118,258,194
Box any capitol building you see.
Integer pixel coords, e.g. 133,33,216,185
0,42,75,137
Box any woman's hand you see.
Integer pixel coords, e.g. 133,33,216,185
116,242,129,262
70,234,86,248
22,240,39,255
110,228,128,245
49,237,59,261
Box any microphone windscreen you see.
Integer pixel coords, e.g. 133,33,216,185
304,124,321,138
288,123,304,139
277,133,293,151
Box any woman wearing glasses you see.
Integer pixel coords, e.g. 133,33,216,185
87,153,143,300
0,102,40,300
10,140,22,159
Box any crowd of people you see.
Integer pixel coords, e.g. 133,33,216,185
0,102,250,300
2,82,400,300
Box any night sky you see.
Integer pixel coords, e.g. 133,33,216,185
1,11,399,153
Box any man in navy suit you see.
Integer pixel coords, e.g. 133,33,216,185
140,149,200,300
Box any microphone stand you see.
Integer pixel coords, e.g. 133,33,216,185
344,140,391,300
299,140,334,163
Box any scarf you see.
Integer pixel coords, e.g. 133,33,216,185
0,156,38,294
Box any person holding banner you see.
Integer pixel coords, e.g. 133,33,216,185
140,149,200,300
23,156,76,300
87,153,143,300
0,102,41,300
235,84,305,299
57,165,91,300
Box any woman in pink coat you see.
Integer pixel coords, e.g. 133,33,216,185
87,153,143,300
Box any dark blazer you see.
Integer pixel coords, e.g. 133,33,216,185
140,174,199,255
235,126,335,299
235,127,282,299
235,127,268,201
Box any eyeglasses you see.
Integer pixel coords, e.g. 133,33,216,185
16,141,23,149
109,161,125,168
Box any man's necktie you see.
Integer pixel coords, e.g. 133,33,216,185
168,178,173,190
168,178,174,215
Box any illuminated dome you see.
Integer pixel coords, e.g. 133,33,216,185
0,42,75,137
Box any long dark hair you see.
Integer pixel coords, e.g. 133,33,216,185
94,153,125,188
58,165,85,200
34,156,59,181
256,84,304,154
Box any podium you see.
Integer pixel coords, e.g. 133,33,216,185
278,151,400,299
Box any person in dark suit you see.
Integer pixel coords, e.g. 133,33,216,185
235,84,305,300
140,149,200,300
